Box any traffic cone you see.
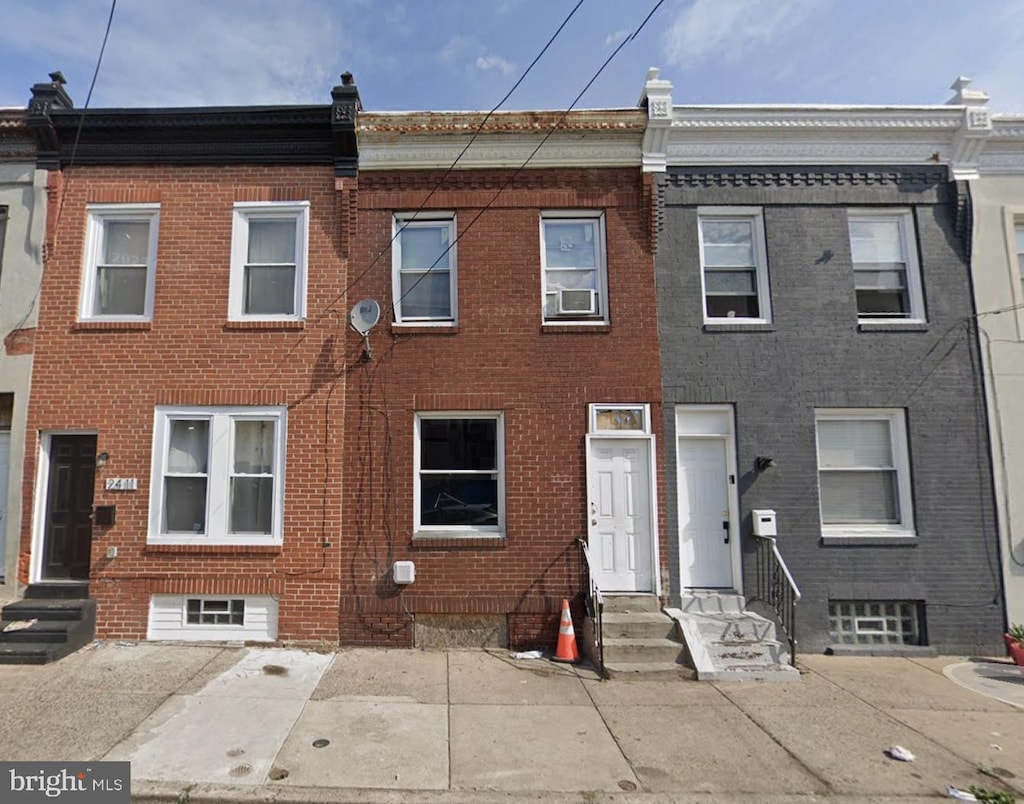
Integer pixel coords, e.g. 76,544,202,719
552,598,579,663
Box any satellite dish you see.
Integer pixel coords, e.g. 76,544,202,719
349,299,381,335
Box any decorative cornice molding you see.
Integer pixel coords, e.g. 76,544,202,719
665,166,947,189
668,108,961,131
358,131,642,171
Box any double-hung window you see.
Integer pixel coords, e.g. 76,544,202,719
698,208,771,323
847,211,925,322
149,406,286,545
541,213,608,323
229,202,308,320
414,413,504,537
80,204,160,321
815,409,915,539
392,214,456,324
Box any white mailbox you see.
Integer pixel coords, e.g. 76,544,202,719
752,509,777,537
392,560,416,585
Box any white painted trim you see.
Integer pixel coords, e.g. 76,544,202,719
228,201,309,322
847,209,927,324
30,430,98,584
540,213,609,324
674,405,741,592
413,411,504,539
79,204,160,323
814,408,916,539
147,594,278,642
588,403,651,435
697,209,772,325
585,432,660,596
392,213,457,325
148,406,287,546
1001,205,1024,340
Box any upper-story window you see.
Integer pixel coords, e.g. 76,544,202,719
847,211,925,322
392,213,456,325
697,208,771,324
541,213,608,323
80,204,160,321
229,202,309,321
1015,223,1024,297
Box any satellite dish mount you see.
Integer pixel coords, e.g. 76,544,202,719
349,299,381,361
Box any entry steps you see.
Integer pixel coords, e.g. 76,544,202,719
600,595,693,679
667,592,800,682
0,583,96,664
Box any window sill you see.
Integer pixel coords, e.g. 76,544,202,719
825,644,936,658
391,323,459,336
857,321,929,332
703,322,775,333
820,533,917,547
144,543,283,555
541,323,612,334
74,320,152,332
411,533,507,549
223,320,305,332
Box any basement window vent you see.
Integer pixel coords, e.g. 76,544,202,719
828,600,923,646
186,598,245,626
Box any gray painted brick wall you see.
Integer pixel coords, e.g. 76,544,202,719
656,166,1003,654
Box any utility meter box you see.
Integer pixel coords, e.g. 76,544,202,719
752,509,777,537
392,560,416,585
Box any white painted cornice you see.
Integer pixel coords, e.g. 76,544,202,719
358,109,644,171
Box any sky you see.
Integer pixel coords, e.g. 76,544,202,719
1,0,1024,114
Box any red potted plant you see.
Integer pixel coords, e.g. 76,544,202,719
1005,624,1024,666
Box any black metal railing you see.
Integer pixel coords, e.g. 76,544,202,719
752,534,802,665
577,538,606,678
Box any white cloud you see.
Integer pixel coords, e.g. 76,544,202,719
440,35,473,63
661,0,829,68
475,54,515,77
604,28,630,47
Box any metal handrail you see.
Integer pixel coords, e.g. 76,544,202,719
577,538,606,678
752,533,802,666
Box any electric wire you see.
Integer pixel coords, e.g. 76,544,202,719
389,0,666,318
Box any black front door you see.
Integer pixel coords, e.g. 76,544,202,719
42,435,96,580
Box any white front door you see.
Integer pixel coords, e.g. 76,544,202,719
678,437,733,588
587,438,653,592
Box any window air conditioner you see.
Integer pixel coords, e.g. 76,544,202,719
557,288,597,315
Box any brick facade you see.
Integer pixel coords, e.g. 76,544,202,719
21,164,350,640
339,168,665,646
655,166,1003,654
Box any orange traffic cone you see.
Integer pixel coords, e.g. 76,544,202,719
552,598,579,663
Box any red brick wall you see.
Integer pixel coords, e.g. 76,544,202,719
340,167,666,645
21,165,352,640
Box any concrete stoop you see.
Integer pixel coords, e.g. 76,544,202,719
666,592,800,682
0,583,96,665
599,595,693,680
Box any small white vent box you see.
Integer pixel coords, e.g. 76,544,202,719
752,509,777,537
392,560,416,584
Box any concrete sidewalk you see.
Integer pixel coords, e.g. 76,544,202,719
0,643,1022,803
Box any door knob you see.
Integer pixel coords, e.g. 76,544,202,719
722,520,730,544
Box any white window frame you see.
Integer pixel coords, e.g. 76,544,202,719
392,212,457,325
414,412,504,538
228,201,309,321
80,203,160,322
1001,207,1024,340
814,408,915,539
147,594,278,642
697,207,771,325
148,405,287,545
847,209,925,323
540,211,609,325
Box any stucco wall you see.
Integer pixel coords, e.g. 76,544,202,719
969,175,1024,627
0,162,43,596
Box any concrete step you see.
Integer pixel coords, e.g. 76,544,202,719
1,599,93,622
690,612,776,643
706,639,790,667
700,662,801,682
604,661,696,681
0,643,64,665
24,582,89,600
601,611,679,640
678,593,745,615
0,620,75,644
602,637,686,664
602,595,661,614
